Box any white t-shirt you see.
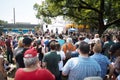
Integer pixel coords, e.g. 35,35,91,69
57,50,66,71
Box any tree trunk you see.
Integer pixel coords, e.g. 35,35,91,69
98,26,105,35
98,24,108,36
98,0,105,36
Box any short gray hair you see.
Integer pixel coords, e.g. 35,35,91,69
66,37,73,43
23,56,38,67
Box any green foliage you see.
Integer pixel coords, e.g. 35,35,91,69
34,0,120,34
0,20,7,25
0,20,7,34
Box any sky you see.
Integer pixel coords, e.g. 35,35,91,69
0,0,43,24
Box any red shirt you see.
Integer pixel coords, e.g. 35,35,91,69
15,68,55,80
0,40,5,47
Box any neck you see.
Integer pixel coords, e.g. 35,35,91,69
80,53,89,58
24,46,30,49
51,50,56,52
24,65,39,72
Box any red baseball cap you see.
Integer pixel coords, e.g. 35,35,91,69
24,48,38,58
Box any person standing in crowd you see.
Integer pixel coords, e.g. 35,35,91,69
5,35,14,64
15,37,32,68
62,37,76,55
90,43,113,79
56,43,66,80
13,38,24,68
113,57,120,80
103,34,114,58
0,37,6,53
46,33,57,52
62,37,76,61
109,34,120,62
15,48,55,80
108,35,120,79
56,28,58,35
92,34,101,44
75,35,84,48
83,34,90,44
0,47,7,80
42,41,61,80
44,35,50,53
71,32,78,44
62,41,101,80
57,34,65,46
32,39,44,67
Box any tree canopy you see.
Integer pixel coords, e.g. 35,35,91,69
0,20,7,25
34,0,120,34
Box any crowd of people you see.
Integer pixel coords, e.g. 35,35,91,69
0,29,120,80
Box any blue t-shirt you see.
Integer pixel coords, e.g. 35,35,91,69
57,39,65,46
90,53,111,78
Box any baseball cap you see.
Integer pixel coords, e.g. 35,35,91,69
24,48,38,58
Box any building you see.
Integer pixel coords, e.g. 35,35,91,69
1,23,39,34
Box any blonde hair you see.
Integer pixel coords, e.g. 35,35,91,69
18,39,24,47
93,43,102,53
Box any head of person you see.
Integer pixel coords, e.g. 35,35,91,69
105,34,111,41
50,41,56,50
23,37,32,47
93,43,102,53
78,35,84,41
23,48,39,68
55,43,61,51
58,34,63,39
94,34,99,38
46,35,50,39
50,33,55,39
66,37,73,43
8,35,12,40
18,38,24,48
116,34,120,42
78,41,90,54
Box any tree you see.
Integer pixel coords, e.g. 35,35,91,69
33,3,52,24
0,20,7,35
0,20,7,25
34,0,120,34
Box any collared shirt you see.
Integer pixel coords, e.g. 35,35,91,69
62,55,101,80
90,53,111,78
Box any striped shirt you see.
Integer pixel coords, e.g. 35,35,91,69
62,55,101,80
90,53,111,78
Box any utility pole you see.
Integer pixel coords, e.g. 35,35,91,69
13,8,15,24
